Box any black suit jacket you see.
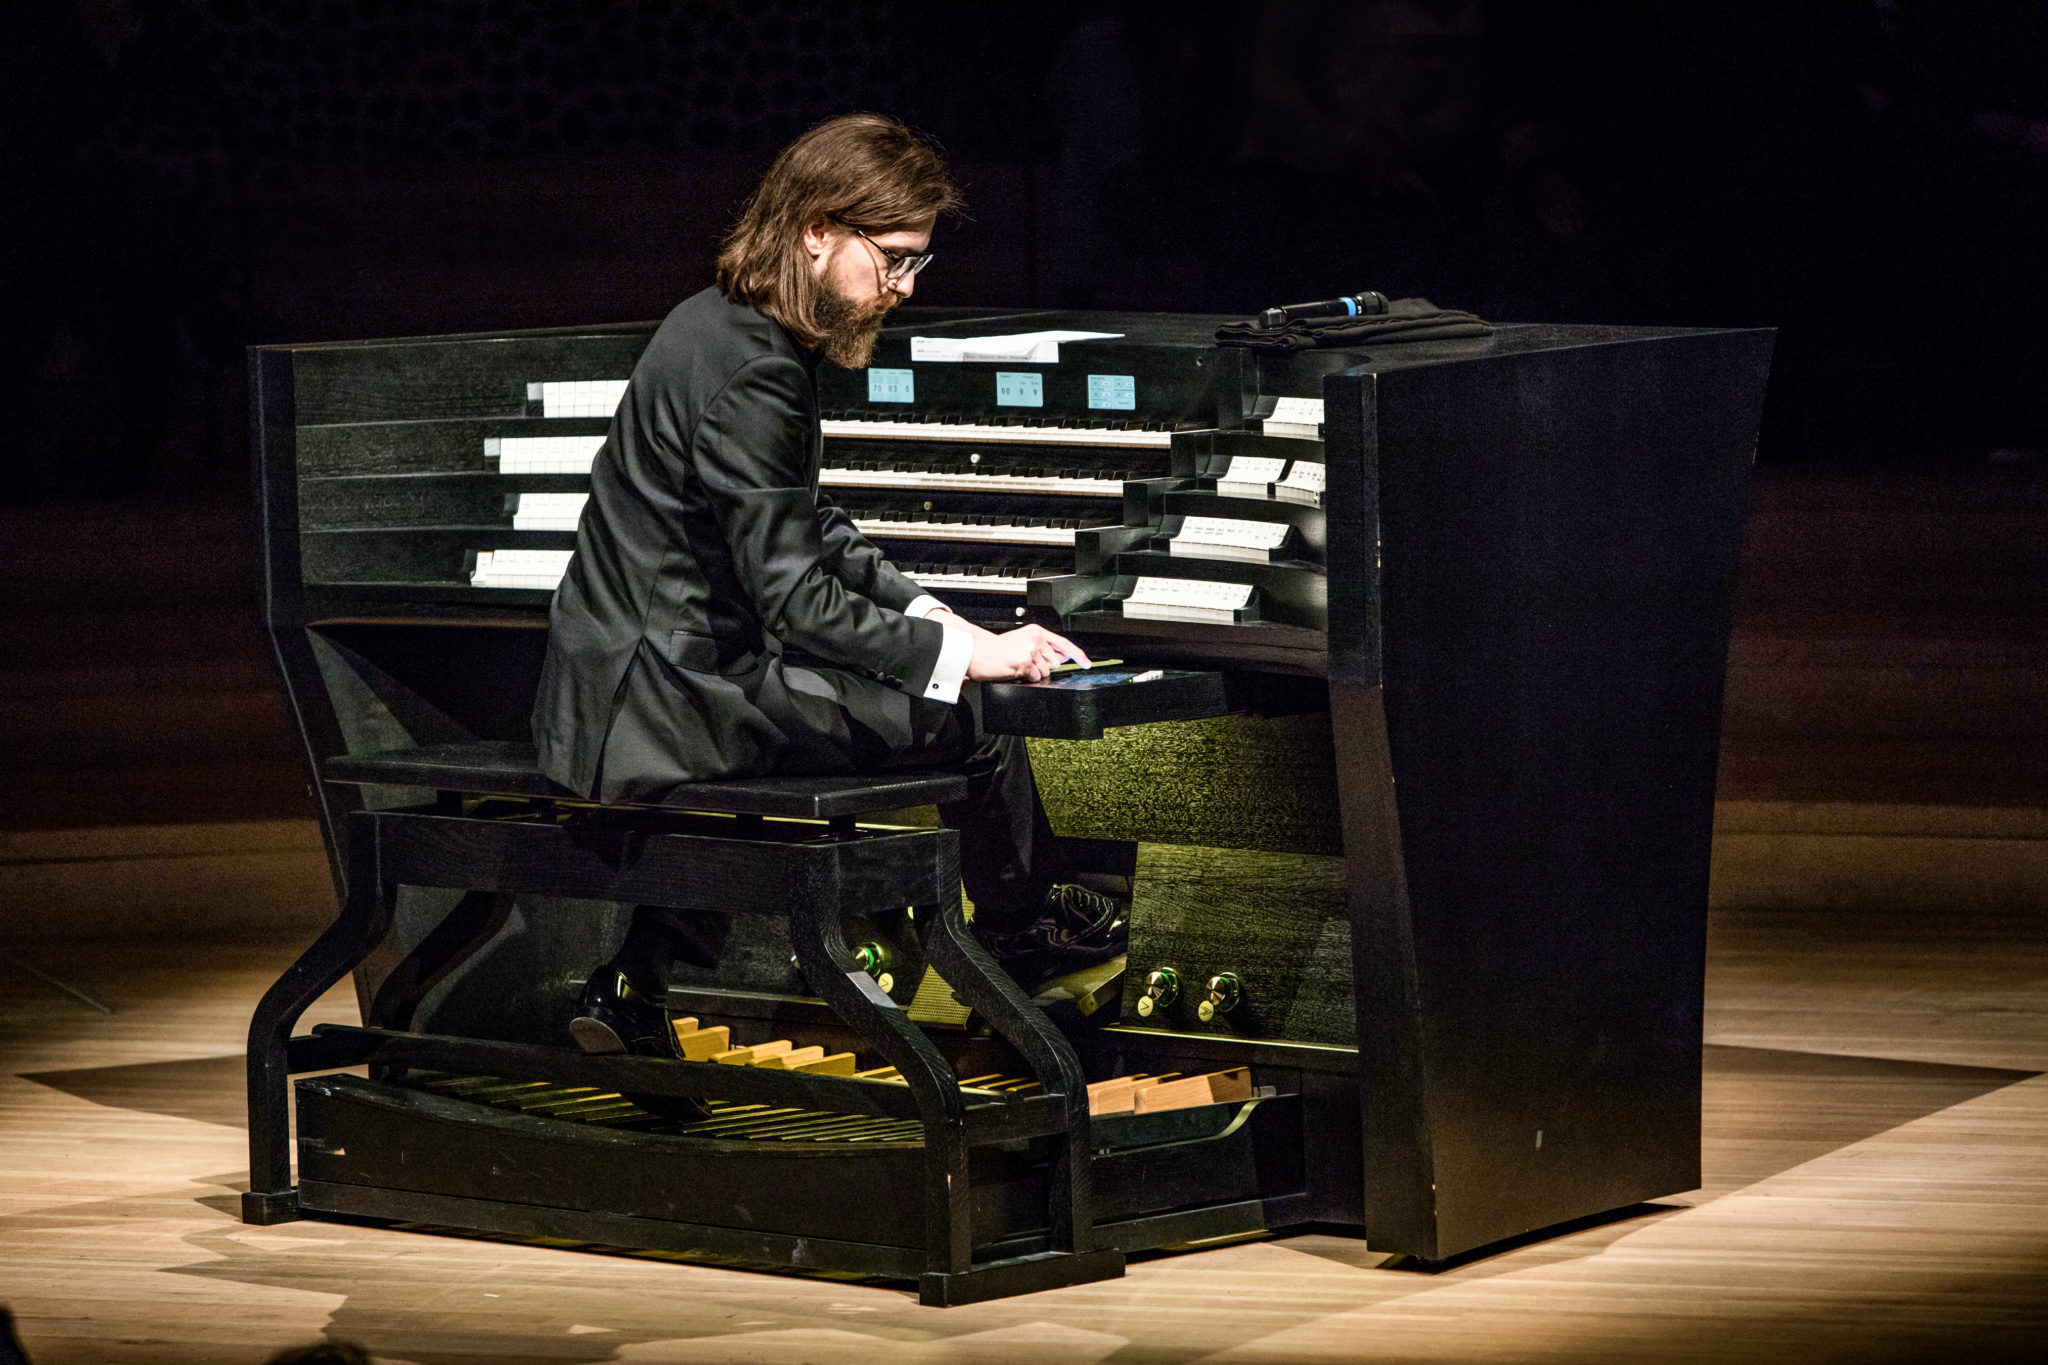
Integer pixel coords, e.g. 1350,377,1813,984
533,287,946,801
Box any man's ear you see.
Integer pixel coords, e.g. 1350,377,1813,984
801,216,833,259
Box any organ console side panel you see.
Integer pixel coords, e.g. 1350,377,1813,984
1326,333,1776,1259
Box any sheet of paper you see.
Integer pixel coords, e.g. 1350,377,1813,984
1279,461,1326,493
910,330,1124,364
1268,396,1325,426
1176,516,1293,549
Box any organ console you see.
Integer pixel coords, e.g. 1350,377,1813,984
251,304,1772,1292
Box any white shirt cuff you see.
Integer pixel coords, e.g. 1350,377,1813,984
921,613,975,705
904,594,947,620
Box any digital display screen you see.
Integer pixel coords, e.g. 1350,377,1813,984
1036,669,1175,690
867,368,915,403
995,371,1044,407
1087,374,1137,410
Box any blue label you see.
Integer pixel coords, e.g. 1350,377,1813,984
995,371,1044,407
1087,374,1136,410
867,368,915,403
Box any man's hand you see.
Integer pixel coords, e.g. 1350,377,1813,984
963,622,1091,683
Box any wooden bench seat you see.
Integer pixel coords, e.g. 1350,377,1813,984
322,739,969,819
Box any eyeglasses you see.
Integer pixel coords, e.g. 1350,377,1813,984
851,226,934,284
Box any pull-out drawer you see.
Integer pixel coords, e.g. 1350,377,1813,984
982,667,1233,739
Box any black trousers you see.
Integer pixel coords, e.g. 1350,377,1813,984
608,666,1066,984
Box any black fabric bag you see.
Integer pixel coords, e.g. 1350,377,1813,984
1216,297,1493,352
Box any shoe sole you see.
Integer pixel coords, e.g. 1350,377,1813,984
569,1016,627,1055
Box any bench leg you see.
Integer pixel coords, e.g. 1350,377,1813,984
923,896,1097,1259
244,815,394,1224
786,884,973,1278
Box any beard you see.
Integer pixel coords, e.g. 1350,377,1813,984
814,285,897,369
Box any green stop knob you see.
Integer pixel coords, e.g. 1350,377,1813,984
1197,972,1242,1022
1136,967,1180,1019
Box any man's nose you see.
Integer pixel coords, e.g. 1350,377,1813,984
888,271,916,300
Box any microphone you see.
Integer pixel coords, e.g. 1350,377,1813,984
1258,291,1389,330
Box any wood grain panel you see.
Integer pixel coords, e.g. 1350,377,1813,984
1118,844,1353,1045
1028,712,1342,854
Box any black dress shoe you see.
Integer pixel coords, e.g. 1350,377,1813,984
1041,882,1128,940
570,969,678,1057
978,885,1130,996
569,969,708,1121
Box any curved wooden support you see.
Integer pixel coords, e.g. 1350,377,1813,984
921,898,1096,1254
785,833,973,1275
245,812,395,1223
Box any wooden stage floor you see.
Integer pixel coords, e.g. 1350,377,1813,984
2,907,2045,1365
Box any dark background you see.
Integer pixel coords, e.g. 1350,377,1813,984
0,0,2043,834
5,0,2048,504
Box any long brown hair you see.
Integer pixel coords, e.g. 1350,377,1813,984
716,113,962,347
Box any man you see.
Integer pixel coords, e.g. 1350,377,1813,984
533,113,1126,1061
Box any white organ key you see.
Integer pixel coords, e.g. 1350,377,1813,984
820,467,1121,497
532,379,630,419
850,517,1078,545
906,569,1030,594
821,417,1169,448
487,435,606,474
470,548,573,590
1214,455,1287,499
511,492,589,531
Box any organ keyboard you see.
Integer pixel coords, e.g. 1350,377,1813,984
820,465,1124,498
820,415,1172,447
257,304,1772,1282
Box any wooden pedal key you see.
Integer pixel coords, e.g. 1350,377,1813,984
1131,1068,1253,1114
671,1019,733,1061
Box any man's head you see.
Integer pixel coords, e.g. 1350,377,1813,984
717,113,961,368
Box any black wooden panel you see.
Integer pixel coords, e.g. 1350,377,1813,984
364,808,957,909
298,1073,932,1246
817,313,1244,426
300,1178,930,1279
1362,328,1773,1257
1089,1102,1264,1220
296,417,608,476
326,739,970,816
981,668,1232,740
303,584,556,618
291,328,652,424
300,474,531,531
302,527,572,586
